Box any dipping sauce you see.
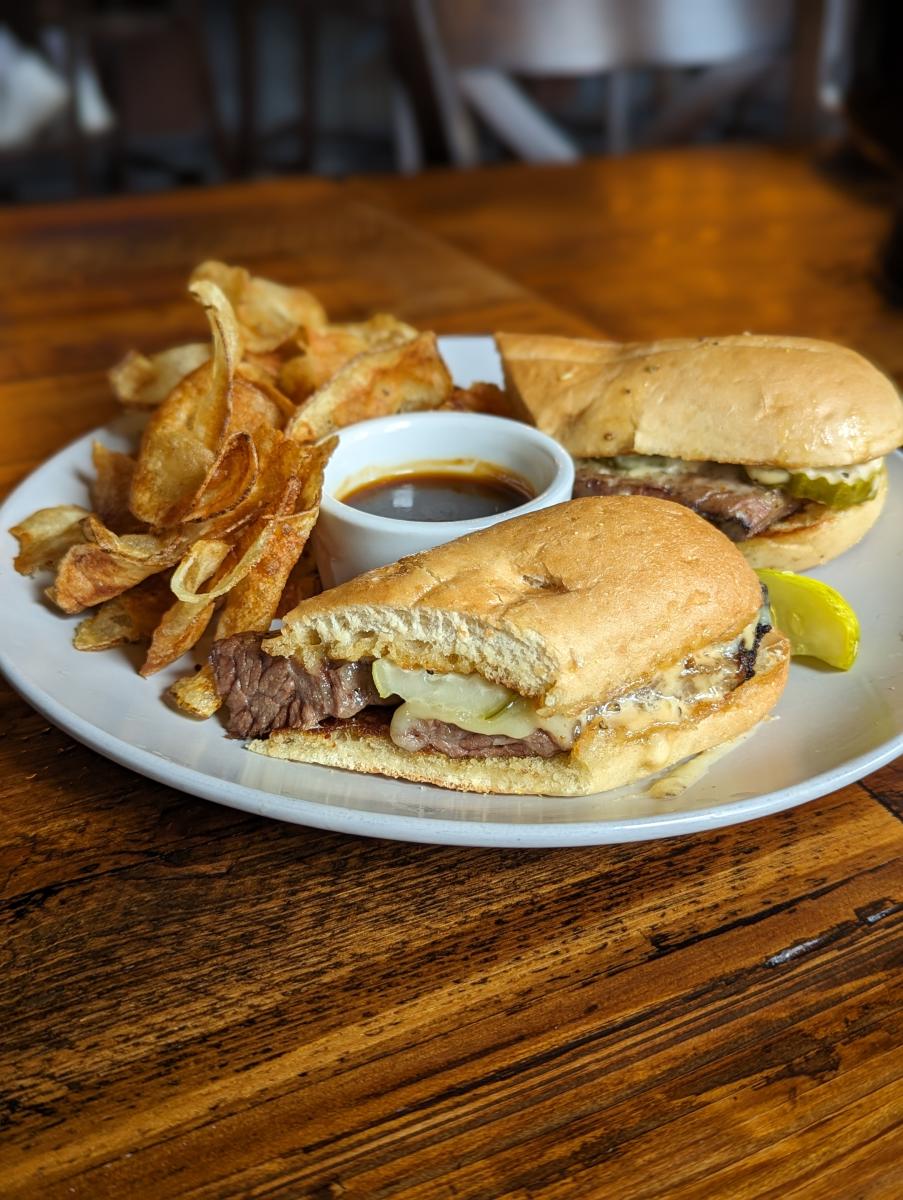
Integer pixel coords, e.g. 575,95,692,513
340,460,536,523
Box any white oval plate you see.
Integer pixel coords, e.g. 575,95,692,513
1,337,901,847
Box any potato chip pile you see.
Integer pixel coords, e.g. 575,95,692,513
11,261,506,719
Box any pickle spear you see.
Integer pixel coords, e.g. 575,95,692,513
756,569,860,669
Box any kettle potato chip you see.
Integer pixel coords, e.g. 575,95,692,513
11,505,90,576
278,313,417,403
11,260,503,721
167,665,221,719
109,344,210,409
285,332,453,441
90,443,139,533
73,575,174,652
190,260,326,352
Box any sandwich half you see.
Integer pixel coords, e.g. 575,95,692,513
497,332,903,570
210,497,789,796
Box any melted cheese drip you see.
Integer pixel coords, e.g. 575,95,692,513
587,457,752,493
558,619,758,743
373,615,762,751
648,729,756,799
598,453,884,489
746,458,883,486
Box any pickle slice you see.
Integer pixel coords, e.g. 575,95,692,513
371,659,518,720
755,569,860,669
612,454,670,470
782,473,878,509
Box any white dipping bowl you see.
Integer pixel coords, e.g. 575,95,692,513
314,411,575,586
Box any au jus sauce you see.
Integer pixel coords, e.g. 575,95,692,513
341,461,536,522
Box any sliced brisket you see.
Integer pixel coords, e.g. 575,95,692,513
390,717,562,759
210,633,383,739
573,463,802,540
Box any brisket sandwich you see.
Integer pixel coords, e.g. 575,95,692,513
497,332,903,570
210,497,789,796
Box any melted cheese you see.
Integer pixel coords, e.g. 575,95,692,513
596,455,884,490
746,458,882,486
372,614,762,751
566,621,757,743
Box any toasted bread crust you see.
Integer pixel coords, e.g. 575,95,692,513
496,332,903,468
269,497,764,714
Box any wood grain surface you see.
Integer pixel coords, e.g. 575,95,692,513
355,145,903,383
0,156,901,1199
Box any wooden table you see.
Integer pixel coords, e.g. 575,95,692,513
356,145,903,383
1,149,901,1199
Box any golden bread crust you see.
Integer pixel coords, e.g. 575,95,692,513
496,332,903,468
269,496,764,713
253,632,790,796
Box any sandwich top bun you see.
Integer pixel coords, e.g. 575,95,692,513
496,332,903,469
268,496,765,717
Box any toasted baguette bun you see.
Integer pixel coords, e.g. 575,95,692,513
496,332,903,468
268,496,764,716
254,630,788,796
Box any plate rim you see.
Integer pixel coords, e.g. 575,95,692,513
1,638,900,847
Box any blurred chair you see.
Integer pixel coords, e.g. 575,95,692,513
86,1,230,189
0,0,229,198
234,0,318,177
392,0,849,167
0,0,103,195
235,1,396,178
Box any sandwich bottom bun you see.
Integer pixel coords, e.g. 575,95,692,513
251,632,790,797
740,469,888,571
